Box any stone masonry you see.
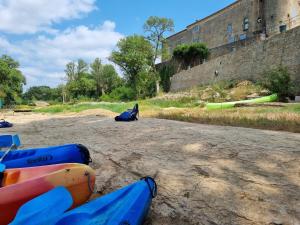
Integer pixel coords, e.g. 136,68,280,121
170,26,300,93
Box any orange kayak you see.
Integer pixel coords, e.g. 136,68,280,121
0,163,95,225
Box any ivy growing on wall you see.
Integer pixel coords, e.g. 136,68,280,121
173,43,210,70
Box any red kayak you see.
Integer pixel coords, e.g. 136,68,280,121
0,163,95,225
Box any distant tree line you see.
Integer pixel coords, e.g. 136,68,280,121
23,16,177,103
2,16,212,106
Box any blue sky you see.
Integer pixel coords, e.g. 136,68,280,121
0,0,235,88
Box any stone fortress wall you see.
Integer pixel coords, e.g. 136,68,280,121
170,26,300,93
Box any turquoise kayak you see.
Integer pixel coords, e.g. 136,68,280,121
205,94,278,110
11,177,157,225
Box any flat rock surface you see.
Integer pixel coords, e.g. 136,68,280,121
2,111,300,225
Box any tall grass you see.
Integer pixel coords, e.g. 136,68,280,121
155,105,300,133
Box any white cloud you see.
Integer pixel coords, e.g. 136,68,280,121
0,21,124,88
0,0,97,34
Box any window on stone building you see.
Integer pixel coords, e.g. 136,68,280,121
279,24,287,33
227,24,233,33
192,25,200,33
240,34,247,40
228,35,234,44
192,36,200,43
179,37,186,45
243,17,249,31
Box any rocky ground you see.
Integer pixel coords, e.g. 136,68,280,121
1,110,300,225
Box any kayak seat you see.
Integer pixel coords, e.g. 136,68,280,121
78,144,92,164
2,170,21,186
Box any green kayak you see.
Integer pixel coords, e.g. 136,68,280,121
205,94,278,110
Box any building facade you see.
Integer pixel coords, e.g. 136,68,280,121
165,0,300,60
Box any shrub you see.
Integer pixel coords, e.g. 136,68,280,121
173,44,189,63
100,86,135,102
261,67,294,101
188,43,210,64
135,70,157,99
158,64,176,92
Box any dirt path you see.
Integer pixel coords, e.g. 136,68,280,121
2,111,300,225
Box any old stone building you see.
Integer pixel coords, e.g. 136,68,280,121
165,0,300,59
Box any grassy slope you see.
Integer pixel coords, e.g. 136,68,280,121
156,104,300,133
34,99,200,114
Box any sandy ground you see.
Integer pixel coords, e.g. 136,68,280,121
1,110,300,225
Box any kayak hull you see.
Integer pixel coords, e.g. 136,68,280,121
0,164,95,225
11,177,157,225
205,94,278,110
0,144,91,169
54,177,155,225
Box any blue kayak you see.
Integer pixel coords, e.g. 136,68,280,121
0,134,21,149
11,177,157,225
0,144,91,169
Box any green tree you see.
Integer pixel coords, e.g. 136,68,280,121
101,64,122,93
51,85,64,102
90,58,103,96
64,59,96,100
23,86,64,102
65,62,76,82
76,59,89,79
143,16,174,65
136,70,157,99
0,55,26,105
23,86,53,101
110,35,154,98
91,58,123,97
66,76,96,99
143,16,174,93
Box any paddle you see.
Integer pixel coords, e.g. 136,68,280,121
0,163,5,173
12,134,21,149
0,146,13,162
10,187,73,225
0,134,20,162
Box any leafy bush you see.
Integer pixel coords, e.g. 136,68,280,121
135,70,157,99
100,86,135,102
261,67,294,101
188,43,210,64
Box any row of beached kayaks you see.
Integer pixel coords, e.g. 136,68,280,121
0,134,157,225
